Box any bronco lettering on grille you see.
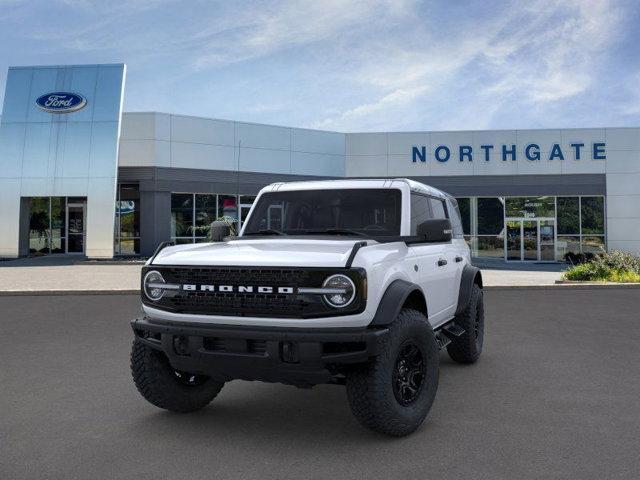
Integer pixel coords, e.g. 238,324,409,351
181,284,295,294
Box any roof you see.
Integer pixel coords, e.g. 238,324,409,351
263,178,448,198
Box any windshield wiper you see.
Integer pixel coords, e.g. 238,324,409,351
303,228,367,237
244,229,287,236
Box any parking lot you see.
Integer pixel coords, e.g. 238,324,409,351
1,288,639,480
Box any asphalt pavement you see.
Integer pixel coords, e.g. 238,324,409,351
1,289,639,480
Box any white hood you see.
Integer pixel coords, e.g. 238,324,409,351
151,238,369,267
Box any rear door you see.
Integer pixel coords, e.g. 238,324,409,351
428,196,459,321
407,193,452,325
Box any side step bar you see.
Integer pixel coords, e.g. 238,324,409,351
435,322,466,350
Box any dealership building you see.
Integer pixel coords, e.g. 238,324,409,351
1,63,639,261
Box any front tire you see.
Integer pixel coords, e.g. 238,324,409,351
447,283,484,364
345,309,439,436
131,340,224,413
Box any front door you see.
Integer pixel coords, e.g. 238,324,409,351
66,203,86,254
505,219,555,261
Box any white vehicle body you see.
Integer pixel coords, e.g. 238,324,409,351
144,178,471,329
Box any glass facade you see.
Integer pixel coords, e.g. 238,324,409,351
454,196,606,261
114,184,141,255
170,193,255,244
27,197,86,255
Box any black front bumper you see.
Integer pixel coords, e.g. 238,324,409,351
131,317,389,387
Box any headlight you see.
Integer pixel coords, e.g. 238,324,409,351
322,274,356,308
143,270,166,301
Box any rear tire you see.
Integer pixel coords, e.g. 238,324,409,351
447,283,484,364
345,309,439,436
131,340,224,413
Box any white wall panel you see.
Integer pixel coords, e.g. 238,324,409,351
171,115,234,146
605,150,640,173
171,142,236,170
291,152,343,176
388,153,431,177
387,132,429,156
236,122,290,150
606,128,640,151
605,195,640,218
120,113,157,140
291,128,344,155
118,139,158,167
606,173,640,196
345,154,387,177
346,133,387,156
606,218,640,242
238,147,290,174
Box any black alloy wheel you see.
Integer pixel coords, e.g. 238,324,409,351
392,341,425,406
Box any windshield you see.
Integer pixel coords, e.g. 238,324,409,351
242,189,402,237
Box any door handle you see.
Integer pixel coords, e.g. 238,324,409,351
437,259,447,267
455,256,463,263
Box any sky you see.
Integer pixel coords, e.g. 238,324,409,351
0,0,639,132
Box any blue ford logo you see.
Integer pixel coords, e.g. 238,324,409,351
35,92,87,114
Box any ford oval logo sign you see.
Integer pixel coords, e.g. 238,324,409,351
35,92,87,114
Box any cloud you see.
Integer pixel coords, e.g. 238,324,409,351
0,0,633,131
313,0,626,131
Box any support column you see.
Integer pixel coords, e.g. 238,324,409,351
139,189,172,257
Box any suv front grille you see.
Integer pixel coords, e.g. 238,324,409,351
143,266,366,319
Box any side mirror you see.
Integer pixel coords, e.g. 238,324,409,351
209,221,231,242
416,218,452,243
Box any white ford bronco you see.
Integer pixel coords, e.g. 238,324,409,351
131,179,484,436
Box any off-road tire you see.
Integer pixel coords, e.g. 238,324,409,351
345,309,439,436
131,340,224,413
447,283,484,364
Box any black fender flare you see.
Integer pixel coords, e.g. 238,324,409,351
370,279,427,326
455,265,483,316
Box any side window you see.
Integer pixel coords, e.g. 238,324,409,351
410,193,432,234
429,198,448,220
446,197,464,238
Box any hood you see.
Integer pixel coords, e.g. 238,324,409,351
151,238,370,268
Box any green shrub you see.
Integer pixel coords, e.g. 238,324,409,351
563,251,640,282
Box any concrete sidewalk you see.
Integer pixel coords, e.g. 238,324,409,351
0,256,566,293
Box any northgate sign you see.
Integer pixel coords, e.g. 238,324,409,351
411,142,606,163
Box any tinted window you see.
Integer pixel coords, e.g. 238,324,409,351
455,197,471,235
581,197,605,234
478,197,504,235
410,194,432,235
446,197,464,238
430,198,447,219
557,197,579,234
244,189,402,236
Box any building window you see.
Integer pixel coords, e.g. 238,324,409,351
477,198,504,235
581,197,605,234
170,193,255,244
114,184,140,255
557,197,579,235
555,196,606,257
27,196,86,255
